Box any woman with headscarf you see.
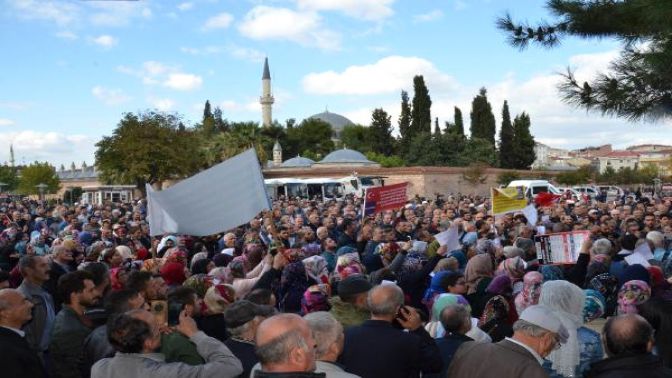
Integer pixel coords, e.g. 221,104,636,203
619,264,651,287
583,289,606,324
539,281,603,378
277,261,313,313
647,266,672,301
496,256,526,294
424,293,491,344
198,284,236,342
422,271,466,312
587,272,619,316
514,271,544,315
478,275,515,342
300,284,331,315
230,253,272,299
464,254,494,318
617,280,651,315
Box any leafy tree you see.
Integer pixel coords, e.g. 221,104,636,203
496,171,521,186
63,186,83,204
454,106,465,136
411,75,432,134
434,117,441,135
216,122,272,163
406,133,442,166
370,108,395,155
18,162,60,195
202,100,213,122
285,118,296,129
0,165,19,192
95,111,202,189
470,88,496,145
599,166,617,183
340,125,372,154
398,90,412,153
461,138,497,167
497,0,672,121
512,112,536,169
213,106,229,132
498,100,516,168
285,118,334,158
366,152,405,168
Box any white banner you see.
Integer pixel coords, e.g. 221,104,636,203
147,149,269,236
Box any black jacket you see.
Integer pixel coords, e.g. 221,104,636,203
0,326,47,378
341,320,443,378
425,333,473,378
586,353,672,378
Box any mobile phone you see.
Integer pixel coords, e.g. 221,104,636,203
167,301,185,326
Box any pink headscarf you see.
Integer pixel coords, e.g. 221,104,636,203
514,271,544,315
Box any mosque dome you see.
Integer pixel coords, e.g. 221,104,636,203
281,155,315,168
306,110,354,140
316,148,377,166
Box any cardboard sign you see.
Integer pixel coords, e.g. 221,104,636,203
534,230,591,264
491,187,527,215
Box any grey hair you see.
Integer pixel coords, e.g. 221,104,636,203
440,304,471,334
513,319,552,338
304,311,343,359
18,255,39,274
227,319,256,338
591,238,612,256
0,289,20,312
367,285,404,317
647,231,665,248
255,329,309,365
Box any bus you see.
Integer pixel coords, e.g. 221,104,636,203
264,175,384,200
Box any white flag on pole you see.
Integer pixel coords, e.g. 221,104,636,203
147,149,269,236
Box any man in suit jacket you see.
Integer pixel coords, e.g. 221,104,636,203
17,255,56,358
0,288,47,378
448,305,569,378
340,284,442,378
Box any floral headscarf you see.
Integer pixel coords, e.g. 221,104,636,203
478,295,510,329
164,247,187,265
399,251,427,281
497,256,526,282
588,273,619,316
514,271,543,315
377,242,401,265
335,252,365,280
203,284,235,314
208,267,233,285
617,280,651,315
301,284,331,315
160,261,187,286
583,289,606,323
464,254,494,295
183,274,213,298
109,267,124,291
302,255,329,284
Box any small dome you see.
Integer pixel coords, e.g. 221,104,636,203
273,140,282,151
281,155,315,168
317,148,376,165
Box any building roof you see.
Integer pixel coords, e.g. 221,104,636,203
307,110,354,131
281,155,315,168
626,144,672,151
316,148,376,165
600,151,640,158
57,166,98,180
262,57,270,80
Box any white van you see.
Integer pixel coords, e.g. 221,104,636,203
507,180,561,198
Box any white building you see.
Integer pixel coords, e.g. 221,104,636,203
592,151,640,173
532,142,570,169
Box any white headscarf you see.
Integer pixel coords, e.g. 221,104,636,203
539,280,585,378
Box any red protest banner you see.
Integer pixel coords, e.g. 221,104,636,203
363,183,408,216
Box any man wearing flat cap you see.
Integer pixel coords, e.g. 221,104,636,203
223,300,276,378
329,275,371,328
448,305,569,378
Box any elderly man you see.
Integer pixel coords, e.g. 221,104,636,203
448,305,568,378
304,312,360,378
329,275,371,328
17,255,55,358
0,288,46,378
44,245,74,309
254,313,322,377
223,300,275,378
92,309,242,378
341,284,442,378
586,314,672,377
426,304,473,378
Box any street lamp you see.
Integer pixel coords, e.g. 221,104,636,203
35,183,48,201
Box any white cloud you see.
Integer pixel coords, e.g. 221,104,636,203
203,12,234,30
0,119,15,127
8,0,80,26
239,6,340,51
55,31,78,40
179,46,222,55
296,0,394,21
148,97,176,111
91,86,131,106
178,2,194,11
228,45,265,62
91,35,118,48
163,73,203,91
303,55,457,95
3,131,96,166
88,2,152,27
413,9,443,23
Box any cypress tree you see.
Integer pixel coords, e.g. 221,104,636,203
434,117,441,135
410,75,432,134
398,90,412,154
498,100,515,168
370,108,394,155
454,106,464,136
202,100,213,123
512,112,536,169
469,88,496,145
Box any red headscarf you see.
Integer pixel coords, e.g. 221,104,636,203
161,262,187,286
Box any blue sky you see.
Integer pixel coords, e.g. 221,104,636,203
1,0,671,167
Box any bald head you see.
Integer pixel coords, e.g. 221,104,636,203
255,314,316,372
0,288,33,328
603,314,653,357
367,284,404,317
256,313,305,346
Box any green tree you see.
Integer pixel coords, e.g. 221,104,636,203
461,138,497,167
496,171,521,186
370,108,395,155
366,152,405,167
498,100,516,168
202,100,213,122
454,106,464,136
95,111,202,189
215,122,271,163
398,90,413,154
470,88,496,145
0,165,19,192
340,125,372,154
406,133,443,166
285,118,334,159
512,112,536,169
63,186,83,204
213,106,228,132
18,162,60,195
411,75,432,134
497,1,672,121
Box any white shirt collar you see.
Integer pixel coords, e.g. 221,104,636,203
505,337,544,365
1,326,25,338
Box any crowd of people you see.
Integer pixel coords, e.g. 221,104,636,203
1,190,672,377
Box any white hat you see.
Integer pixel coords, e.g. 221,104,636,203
519,305,569,343
221,248,235,256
